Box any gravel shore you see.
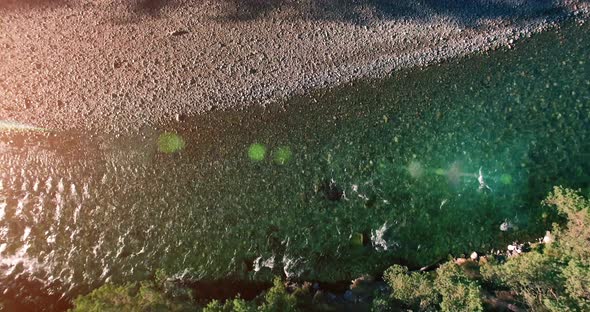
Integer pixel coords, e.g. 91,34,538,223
1,0,588,133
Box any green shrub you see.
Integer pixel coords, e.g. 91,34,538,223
204,278,298,312
383,264,438,311
71,277,300,312
259,277,298,312
380,263,483,312
70,281,193,312
203,298,256,312
434,263,483,312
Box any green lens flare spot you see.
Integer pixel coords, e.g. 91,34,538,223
273,146,292,165
434,168,446,176
408,161,424,178
500,174,513,185
248,143,266,161
158,132,185,154
350,232,364,247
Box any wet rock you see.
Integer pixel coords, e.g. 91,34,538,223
318,179,343,201
343,290,356,302
500,220,514,231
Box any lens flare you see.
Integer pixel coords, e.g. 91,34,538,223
407,161,424,178
157,132,185,154
273,146,292,165
248,143,266,161
500,174,513,185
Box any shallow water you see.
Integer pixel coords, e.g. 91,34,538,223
1,22,589,309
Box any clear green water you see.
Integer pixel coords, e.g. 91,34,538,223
0,22,589,303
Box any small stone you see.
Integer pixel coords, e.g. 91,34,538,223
170,30,189,36
507,245,515,251
113,60,124,69
500,220,512,231
470,251,478,260
543,231,554,244
24,98,32,109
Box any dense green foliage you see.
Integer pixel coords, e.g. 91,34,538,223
376,262,482,312
70,281,194,312
71,277,298,312
434,262,483,312
375,187,590,311
203,278,298,312
480,187,590,311
381,265,438,310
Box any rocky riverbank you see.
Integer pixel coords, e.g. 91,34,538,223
1,0,589,133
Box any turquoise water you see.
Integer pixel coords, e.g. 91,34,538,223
0,22,589,307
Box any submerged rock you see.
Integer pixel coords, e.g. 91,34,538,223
500,220,514,231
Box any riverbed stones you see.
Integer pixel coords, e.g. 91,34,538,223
0,0,588,133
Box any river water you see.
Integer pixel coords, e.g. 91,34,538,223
1,22,589,309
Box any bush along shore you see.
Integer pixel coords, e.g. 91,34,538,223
27,186,585,312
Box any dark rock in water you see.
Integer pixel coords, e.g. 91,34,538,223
326,292,340,303
312,290,326,305
343,290,356,302
318,179,343,201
